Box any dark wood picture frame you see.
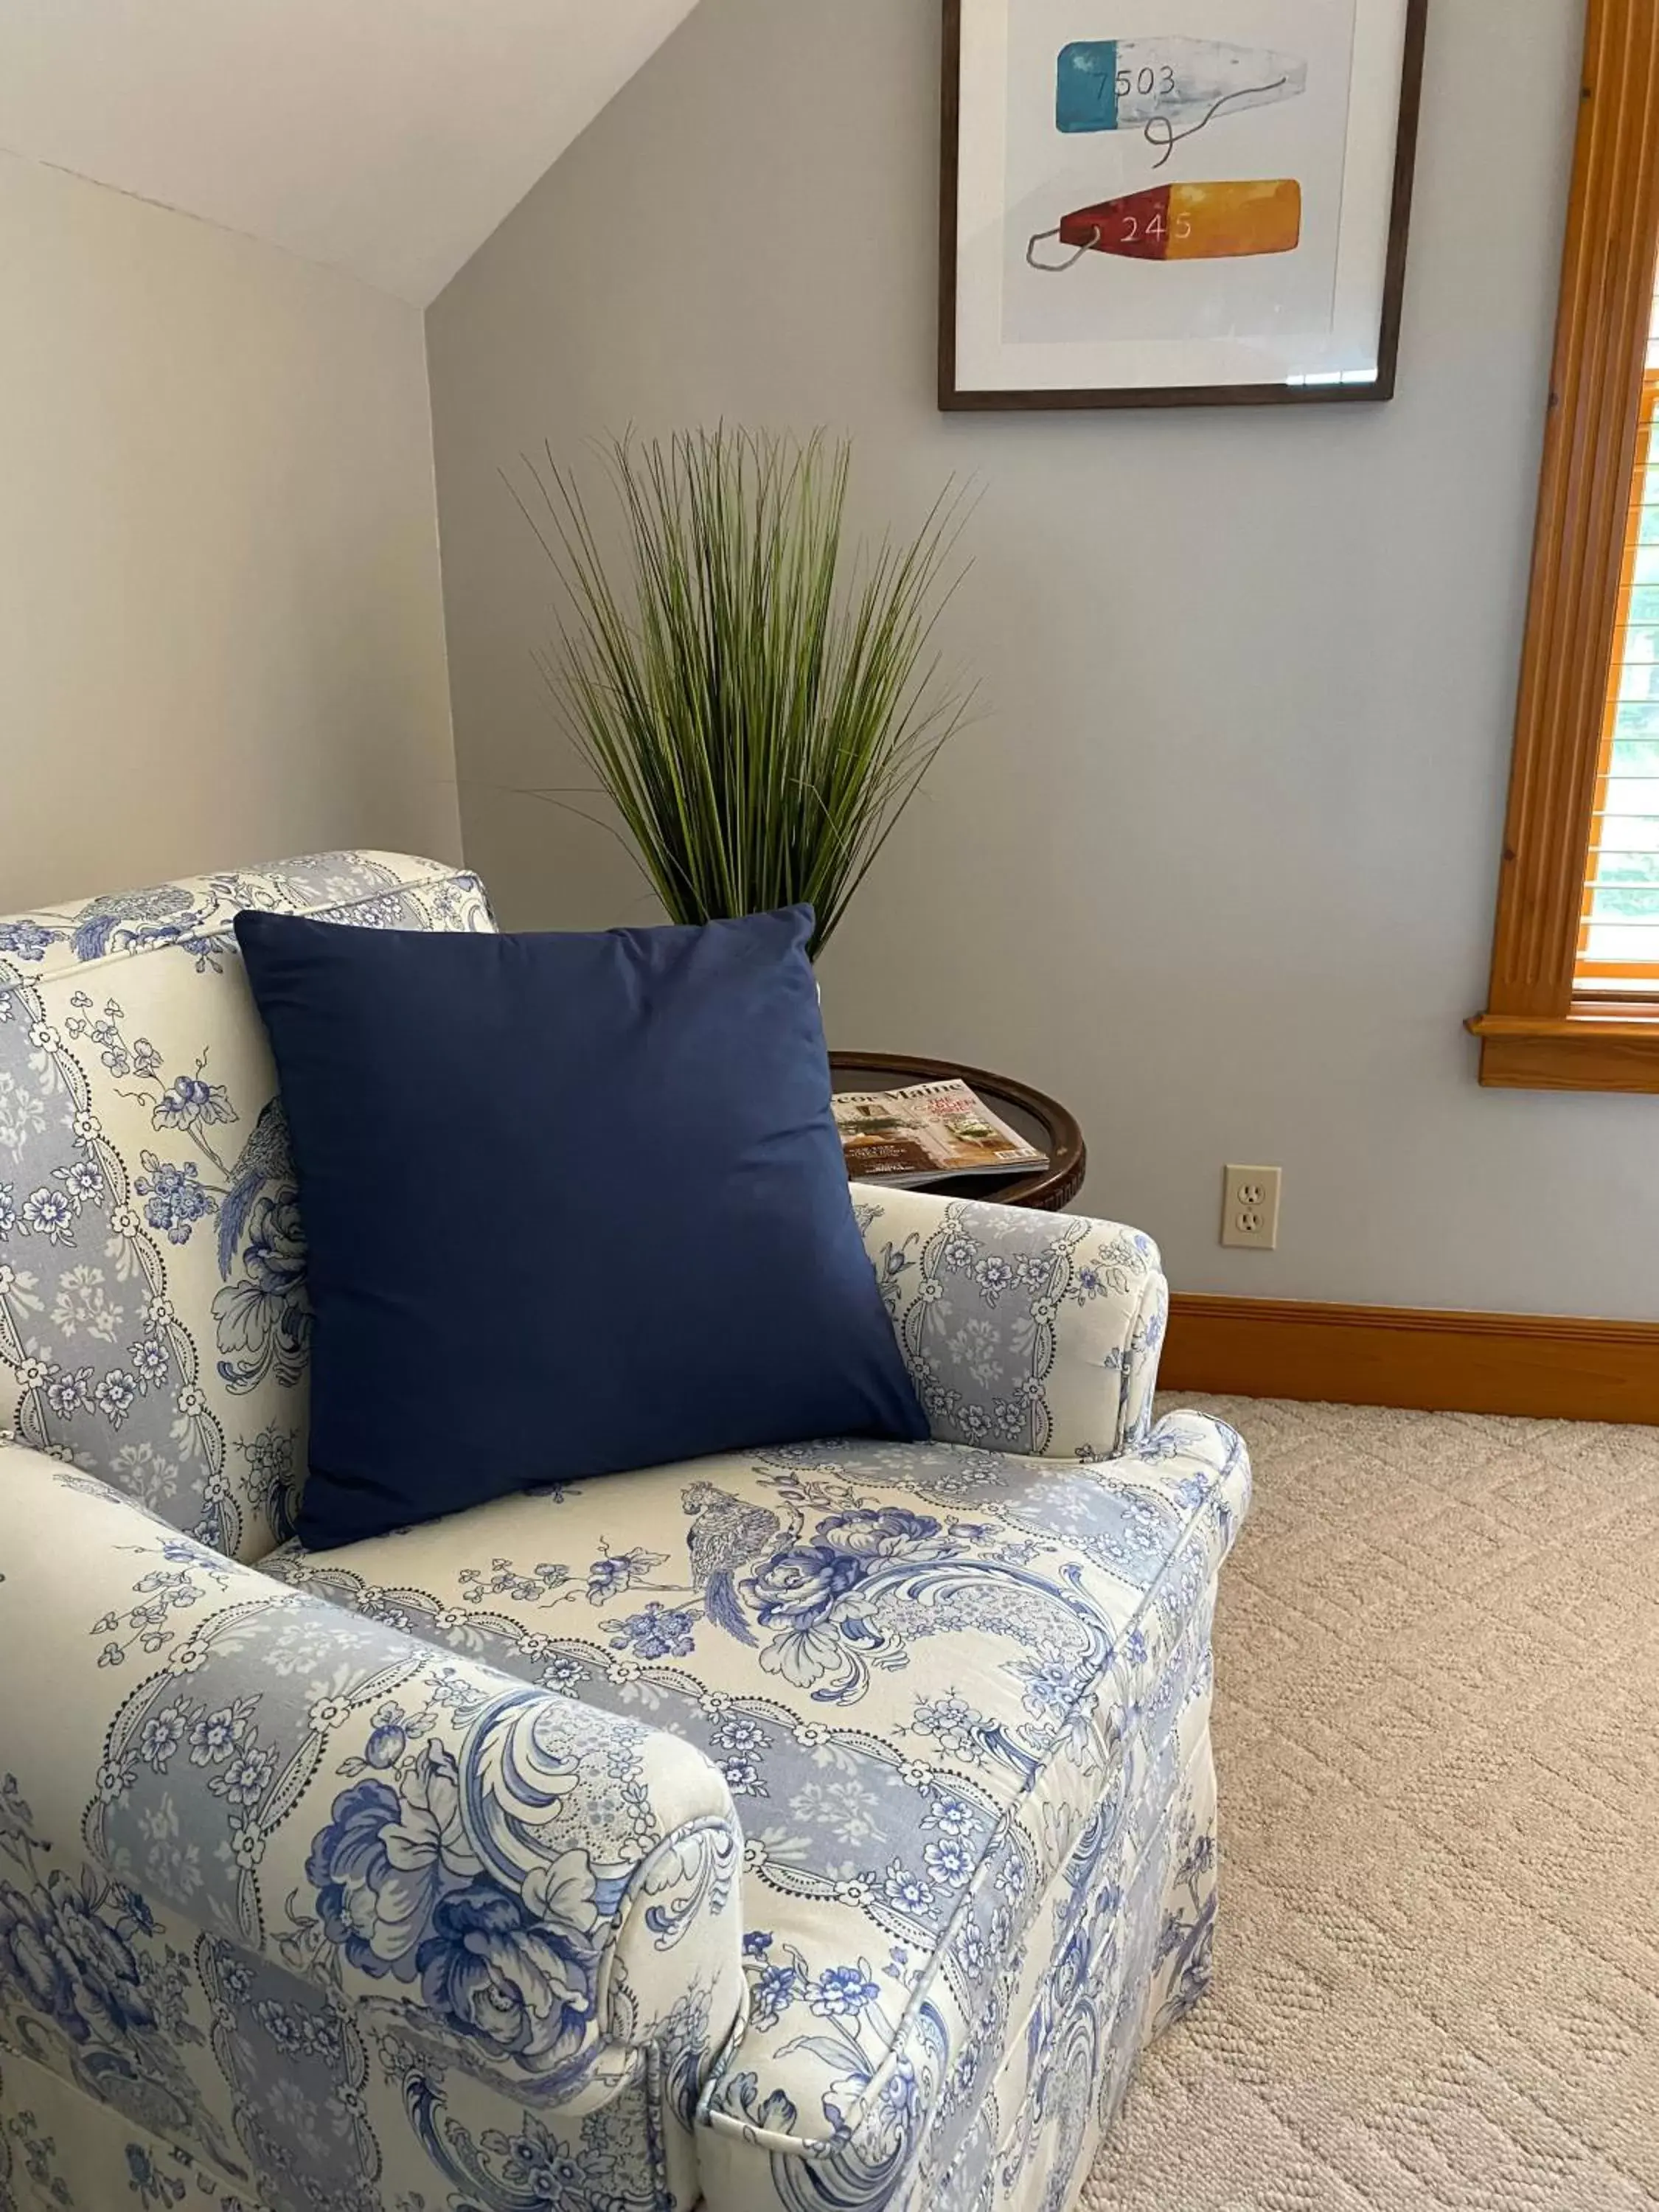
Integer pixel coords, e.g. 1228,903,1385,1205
938,0,1429,411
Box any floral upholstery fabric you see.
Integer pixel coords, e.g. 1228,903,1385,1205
260,1412,1246,2211
0,854,1251,2212
0,1449,743,2212
852,1185,1168,1463
0,853,493,1565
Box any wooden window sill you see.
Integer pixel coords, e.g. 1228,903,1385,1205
1468,1007,1659,1091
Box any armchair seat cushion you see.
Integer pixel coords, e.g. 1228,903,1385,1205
261,1412,1248,2202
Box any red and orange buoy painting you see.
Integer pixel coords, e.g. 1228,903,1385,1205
1029,179,1302,271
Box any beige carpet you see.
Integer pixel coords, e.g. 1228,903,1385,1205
1085,1397,1659,2212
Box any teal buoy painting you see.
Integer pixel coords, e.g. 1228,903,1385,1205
1057,37,1307,153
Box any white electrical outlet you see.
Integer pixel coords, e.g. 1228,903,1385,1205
1222,1165,1281,1251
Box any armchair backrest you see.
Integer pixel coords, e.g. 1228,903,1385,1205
0,852,494,1562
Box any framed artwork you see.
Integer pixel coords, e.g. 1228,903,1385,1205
939,0,1427,408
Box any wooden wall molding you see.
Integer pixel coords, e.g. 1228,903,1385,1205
1164,1295,1659,1425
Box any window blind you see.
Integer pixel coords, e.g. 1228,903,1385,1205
1576,277,1659,994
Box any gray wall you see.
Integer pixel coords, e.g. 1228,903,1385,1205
428,0,1659,1321
1,154,460,912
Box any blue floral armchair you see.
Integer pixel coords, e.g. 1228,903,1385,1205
0,855,1250,2212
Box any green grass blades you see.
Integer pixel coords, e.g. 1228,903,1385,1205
512,429,974,959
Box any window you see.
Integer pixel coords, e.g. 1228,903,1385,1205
1470,0,1659,1091
1578,310,1659,994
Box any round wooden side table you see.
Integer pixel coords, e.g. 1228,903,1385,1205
830,1051,1086,1213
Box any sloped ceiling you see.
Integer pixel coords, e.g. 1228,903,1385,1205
0,0,700,304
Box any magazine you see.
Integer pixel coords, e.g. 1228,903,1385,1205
834,1078,1048,1187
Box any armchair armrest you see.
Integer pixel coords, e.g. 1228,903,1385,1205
853,1183,1167,1460
0,1447,745,2114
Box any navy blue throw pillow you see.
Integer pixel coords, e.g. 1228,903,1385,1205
234,905,927,1550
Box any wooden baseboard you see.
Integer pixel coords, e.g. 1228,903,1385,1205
1164,1295,1659,1424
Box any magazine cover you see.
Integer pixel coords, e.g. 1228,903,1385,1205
834,1079,1048,1186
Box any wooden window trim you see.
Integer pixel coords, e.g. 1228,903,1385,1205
1469,0,1659,1091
